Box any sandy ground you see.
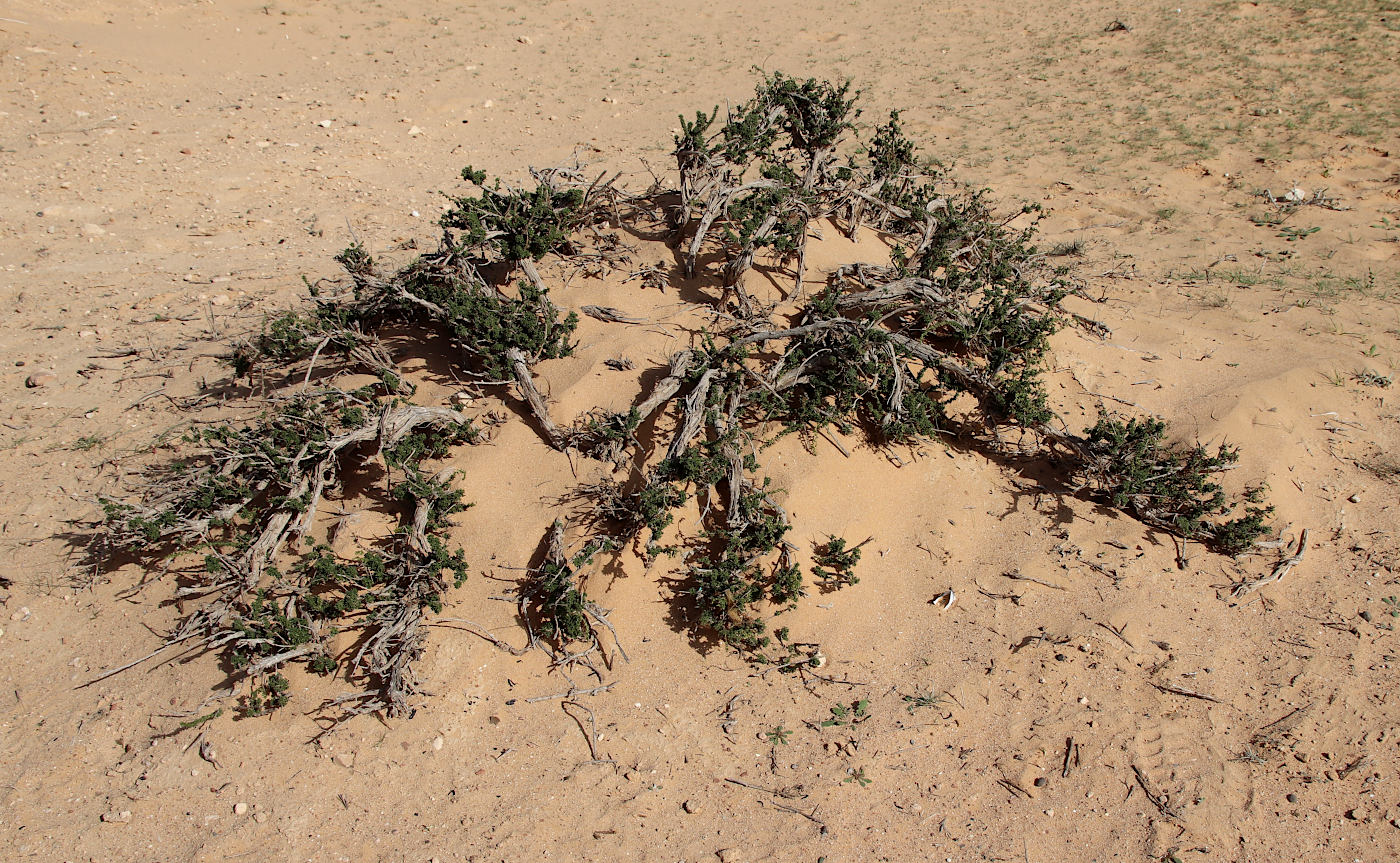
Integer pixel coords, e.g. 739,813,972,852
2,0,1399,861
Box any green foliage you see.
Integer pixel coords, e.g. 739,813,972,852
686,483,796,651
441,169,585,262
241,673,291,717
765,725,793,746
402,275,578,381
845,766,872,787
902,690,948,713
1084,413,1273,553
810,536,862,590
821,698,870,727
227,305,365,378
530,538,605,645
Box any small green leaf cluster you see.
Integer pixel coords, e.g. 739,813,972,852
441,167,585,263
530,538,609,645
686,483,801,651
398,272,578,381
821,698,870,727
1085,413,1273,554
811,536,862,590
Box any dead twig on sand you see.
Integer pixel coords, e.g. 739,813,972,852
1232,529,1309,598
1151,681,1224,704
1132,763,1183,822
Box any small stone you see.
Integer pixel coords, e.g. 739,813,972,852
683,799,700,814
1043,808,1054,817
1348,493,1361,503
717,849,739,863
317,119,333,127
253,811,268,823
431,735,444,751
1078,697,1089,705
516,36,532,44
1286,793,1298,803
482,100,493,108
408,125,424,136
81,223,107,236
24,372,56,388
233,802,249,816
1360,611,1373,622
1345,808,1361,820
334,751,355,768
101,810,132,823
209,294,231,307
10,607,30,621
1034,777,1048,788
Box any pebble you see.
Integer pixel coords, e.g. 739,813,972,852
517,36,532,44
101,810,132,823
717,849,739,863
10,607,30,621
683,799,700,814
24,372,56,388
253,811,268,824
1348,493,1361,503
81,223,107,236
431,735,444,751
233,802,249,815
1287,793,1298,803
408,125,424,136
1034,777,1048,788
334,751,355,768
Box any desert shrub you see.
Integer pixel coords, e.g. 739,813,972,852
101,73,1274,718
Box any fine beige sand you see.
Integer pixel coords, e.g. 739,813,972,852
2,1,1398,861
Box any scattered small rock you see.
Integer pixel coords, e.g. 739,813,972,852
24,372,56,388
1287,793,1298,803
233,802,249,816
81,223,107,237
1360,610,1373,622
683,799,700,814
101,810,132,823
1348,493,1361,503
717,849,739,863
253,810,268,824
517,36,532,44
10,607,30,621
408,125,424,136
1034,777,1048,788
431,735,444,751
